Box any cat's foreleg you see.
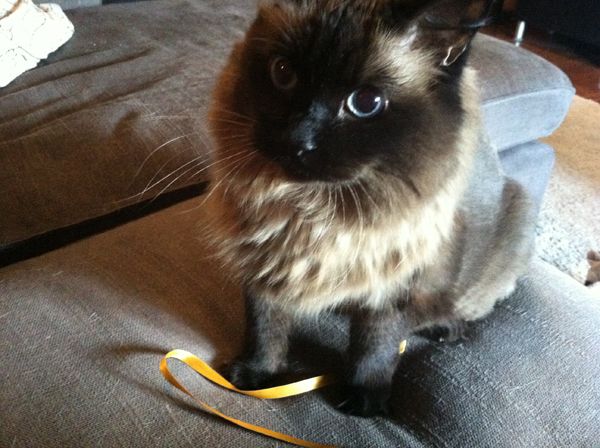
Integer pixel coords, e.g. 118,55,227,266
339,306,408,417
228,292,292,390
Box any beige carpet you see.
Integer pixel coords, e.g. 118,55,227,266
538,95,600,296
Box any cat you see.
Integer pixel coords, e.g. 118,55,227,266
205,0,533,417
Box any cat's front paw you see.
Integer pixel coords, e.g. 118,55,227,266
337,385,391,418
226,359,278,390
418,320,470,343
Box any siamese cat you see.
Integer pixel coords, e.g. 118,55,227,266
205,0,533,417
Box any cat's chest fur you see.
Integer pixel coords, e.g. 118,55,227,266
209,173,465,315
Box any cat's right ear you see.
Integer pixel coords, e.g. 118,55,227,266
390,0,499,66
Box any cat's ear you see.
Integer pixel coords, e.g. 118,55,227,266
395,0,498,66
258,0,305,9
257,0,303,26
588,250,600,264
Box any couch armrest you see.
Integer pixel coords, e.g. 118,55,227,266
34,0,102,9
472,34,575,152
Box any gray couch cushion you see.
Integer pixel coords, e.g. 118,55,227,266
1,195,599,446
1,137,598,446
472,34,575,151
0,0,572,247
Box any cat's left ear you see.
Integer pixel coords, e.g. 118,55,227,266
258,0,305,9
398,0,499,66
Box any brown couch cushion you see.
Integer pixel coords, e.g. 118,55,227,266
0,0,253,246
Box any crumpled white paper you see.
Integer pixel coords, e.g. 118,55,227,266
0,0,74,88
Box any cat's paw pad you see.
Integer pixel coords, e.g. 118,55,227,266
337,385,391,418
419,321,470,343
226,360,277,390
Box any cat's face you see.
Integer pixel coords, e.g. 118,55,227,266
210,0,487,185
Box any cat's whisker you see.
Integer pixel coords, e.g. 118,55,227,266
216,142,255,152
338,185,347,228
212,146,254,160
309,185,335,247
137,153,187,196
156,145,253,199
197,151,259,208
223,153,259,197
134,142,251,202
215,134,254,145
211,108,257,123
119,154,207,203
211,127,254,137
117,156,181,204
210,122,254,130
349,184,365,268
215,146,254,158
138,155,207,200
130,133,196,184
185,148,255,186
123,126,219,203
357,178,381,219
325,185,337,236
212,154,256,177
210,117,255,127
148,161,209,203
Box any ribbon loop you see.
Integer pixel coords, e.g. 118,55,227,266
160,341,406,447
160,349,335,448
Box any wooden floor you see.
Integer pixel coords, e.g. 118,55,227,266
483,19,600,103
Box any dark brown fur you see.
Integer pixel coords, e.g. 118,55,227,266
205,0,531,417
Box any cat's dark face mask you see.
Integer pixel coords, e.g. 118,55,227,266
210,0,490,184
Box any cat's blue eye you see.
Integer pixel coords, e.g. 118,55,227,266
270,56,297,91
346,86,388,119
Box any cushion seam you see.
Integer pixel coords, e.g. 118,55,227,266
482,87,575,107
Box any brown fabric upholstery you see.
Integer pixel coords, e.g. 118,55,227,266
0,0,251,246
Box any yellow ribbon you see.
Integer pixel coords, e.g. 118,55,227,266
160,342,407,447
160,349,335,447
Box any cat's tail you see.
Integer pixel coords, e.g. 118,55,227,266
453,178,536,321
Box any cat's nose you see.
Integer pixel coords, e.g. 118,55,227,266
290,122,318,157
295,140,317,158
288,101,330,158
